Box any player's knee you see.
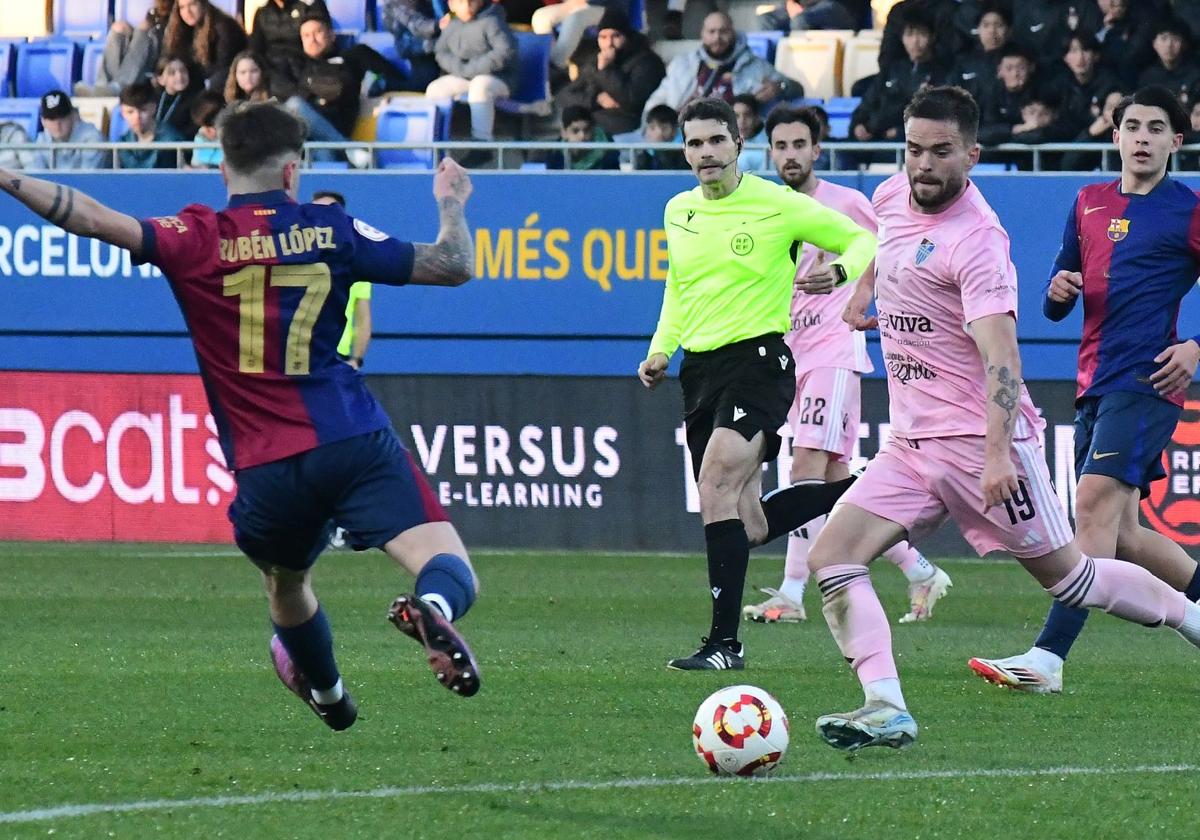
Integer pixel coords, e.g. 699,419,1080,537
261,565,308,596
697,474,739,513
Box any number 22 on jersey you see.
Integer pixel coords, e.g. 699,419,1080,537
223,263,332,375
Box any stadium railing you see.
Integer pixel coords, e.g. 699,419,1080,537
3,140,1198,172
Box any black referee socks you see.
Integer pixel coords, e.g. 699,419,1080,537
705,518,750,644
759,476,856,545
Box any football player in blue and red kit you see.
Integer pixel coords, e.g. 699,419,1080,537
0,102,482,730
970,86,1200,694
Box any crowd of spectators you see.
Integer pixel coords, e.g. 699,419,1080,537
3,0,1200,170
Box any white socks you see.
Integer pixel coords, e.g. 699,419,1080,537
1177,602,1200,647
311,677,344,705
423,593,454,622
865,677,906,711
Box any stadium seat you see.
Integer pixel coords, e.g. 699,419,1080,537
824,95,860,138
0,4,50,38
745,30,782,63
652,38,699,67
496,32,552,114
74,95,115,136
775,35,840,99
870,0,901,29
15,40,80,97
791,96,826,107
0,98,42,137
80,39,105,86
626,0,646,31
324,0,369,32
114,0,155,24
243,0,267,31
0,42,15,97
53,0,111,39
375,100,438,169
207,0,240,17
108,101,128,139
356,31,410,76
842,35,881,95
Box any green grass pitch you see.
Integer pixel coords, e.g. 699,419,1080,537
0,543,1196,838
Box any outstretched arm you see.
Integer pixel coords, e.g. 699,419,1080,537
410,159,474,287
0,168,143,256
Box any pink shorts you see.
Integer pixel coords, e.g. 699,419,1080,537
787,367,860,463
840,434,1074,559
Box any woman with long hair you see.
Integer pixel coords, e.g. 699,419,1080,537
162,0,247,91
223,51,272,103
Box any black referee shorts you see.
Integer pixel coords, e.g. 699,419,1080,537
679,333,796,481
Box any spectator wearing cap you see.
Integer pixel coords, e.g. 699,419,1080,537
248,0,331,99
556,8,665,136
950,1,1011,104
1138,19,1200,101
1049,32,1120,135
532,0,630,72
117,80,185,169
162,0,248,91
31,91,107,170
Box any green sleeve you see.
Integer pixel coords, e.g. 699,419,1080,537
648,258,682,359
787,192,877,285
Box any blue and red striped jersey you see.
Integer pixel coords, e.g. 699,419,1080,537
138,190,415,470
1048,178,1200,408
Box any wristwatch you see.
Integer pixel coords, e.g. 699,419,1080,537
832,263,848,286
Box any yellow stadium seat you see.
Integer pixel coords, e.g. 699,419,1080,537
0,0,50,37
775,35,841,99
74,96,117,137
871,0,902,29
842,35,881,95
243,0,269,32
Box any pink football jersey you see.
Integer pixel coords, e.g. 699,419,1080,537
871,173,1043,440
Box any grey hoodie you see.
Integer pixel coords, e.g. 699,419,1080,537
434,3,519,90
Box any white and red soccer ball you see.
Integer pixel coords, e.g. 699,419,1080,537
692,685,789,776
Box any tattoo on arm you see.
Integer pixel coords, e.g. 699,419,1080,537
48,187,76,227
46,185,64,223
989,364,1020,435
413,196,472,284
8,179,20,192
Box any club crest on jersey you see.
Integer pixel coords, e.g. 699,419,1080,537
731,232,754,255
1107,218,1130,242
914,238,935,266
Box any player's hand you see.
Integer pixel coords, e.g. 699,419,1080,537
1150,339,1200,397
1047,270,1082,304
842,284,877,331
638,353,669,389
980,456,1019,513
433,157,473,204
795,253,838,295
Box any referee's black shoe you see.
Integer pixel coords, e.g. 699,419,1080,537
667,638,745,670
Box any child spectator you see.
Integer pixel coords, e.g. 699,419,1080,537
633,104,688,169
162,0,248,91
850,10,947,142
950,1,1011,103
733,93,767,171
224,51,273,104
117,80,185,169
545,106,620,170
1138,19,1200,102
979,43,1040,144
1050,32,1120,135
155,55,203,138
189,91,226,168
1061,87,1126,171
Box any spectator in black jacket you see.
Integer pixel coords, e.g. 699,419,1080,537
877,0,972,68
949,1,1011,104
633,104,688,169
851,11,947,142
978,42,1039,144
286,12,410,162
248,0,331,99
556,9,665,136
1011,0,1097,73
1061,86,1126,170
1049,32,1120,134
1093,0,1141,83
1138,19,1200,102
162,0,247,91
153,54,204,139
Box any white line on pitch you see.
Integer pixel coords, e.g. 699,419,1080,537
0,763,1195,825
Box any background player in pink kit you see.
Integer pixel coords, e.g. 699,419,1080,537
810,86,1200,752
742,105,950,627
0,102,483,732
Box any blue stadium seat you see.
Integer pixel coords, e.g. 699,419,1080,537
0,42,15,98
496,32,551,113
375,100,438,169
745,30,782,63
0,98,42,137
826,96,861,114
108,103,128,139
355,31,410,76
54,0,112,38
114,0,155,24
324,0,369,32
80,40,105,86
207,0,240,17
626,0,646,31
15,40,80,97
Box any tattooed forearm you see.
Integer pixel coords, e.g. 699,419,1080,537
48,186,76,226
8,179,20,192
988,363,1020,434
412,196,473,285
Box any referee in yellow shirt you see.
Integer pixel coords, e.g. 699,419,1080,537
638,98,877,671
313,190,372,370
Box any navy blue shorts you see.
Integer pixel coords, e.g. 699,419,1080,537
1074,392,1181,498
228,428,449,571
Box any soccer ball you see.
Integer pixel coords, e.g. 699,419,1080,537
691,685,789,777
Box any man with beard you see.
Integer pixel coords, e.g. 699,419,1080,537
742,106,950,628
638,97,876,671
641,12,799,119
807,85,1200,752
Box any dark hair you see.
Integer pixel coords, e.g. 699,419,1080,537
119,80,157,109
216,101,307,173
312,190,346,206
189,90,225,127
731,93,759,113
998,42,1037,65
1064,31,1101,55
901,8,936,34
1150,17,1191,43
678,97,739,141
561,105,593,129
903,85,980,143
645,104,677,125
765,105,822,145
1113,85,1190,135
977,0,1012,27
